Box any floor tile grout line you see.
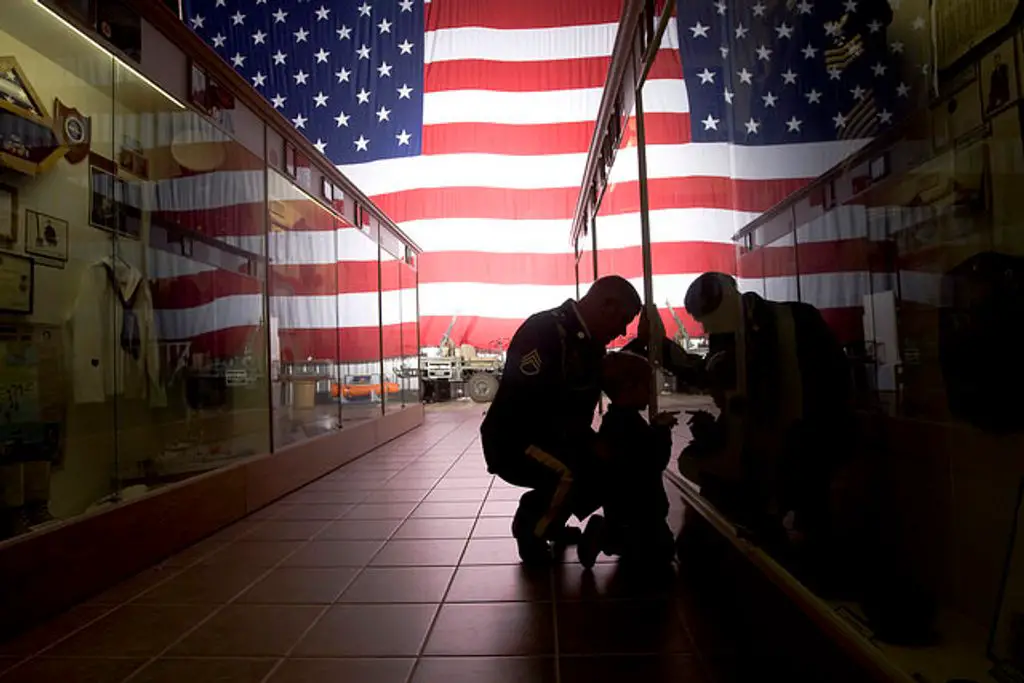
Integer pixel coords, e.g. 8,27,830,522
73,426,460,680
403,437,494,683
0,412,475,678
114,527,326,683
253,421,468,683
243,421,475,683
117,421,464,682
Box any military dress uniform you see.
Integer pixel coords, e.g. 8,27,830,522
480,299,605,560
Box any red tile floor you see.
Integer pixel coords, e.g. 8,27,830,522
0,403,849,683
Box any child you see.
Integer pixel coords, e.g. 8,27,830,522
577,351,678,569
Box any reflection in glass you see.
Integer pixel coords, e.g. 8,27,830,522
116,62,271,482
381,243,403,414
576,227,596,298
338,216,382,423
399,254,419,405
268,170,339,447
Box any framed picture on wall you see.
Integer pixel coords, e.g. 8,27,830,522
0,184,17,245
983,38,1019,117
188,60,209,113
0,251,34,314
284,142,296,178
25,210,69,263
89,165,141,239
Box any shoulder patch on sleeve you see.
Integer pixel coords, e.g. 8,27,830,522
520,349,542,376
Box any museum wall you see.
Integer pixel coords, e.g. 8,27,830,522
0,0,422,544
0,26,122,520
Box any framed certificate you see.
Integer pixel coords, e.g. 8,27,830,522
0,252,33,314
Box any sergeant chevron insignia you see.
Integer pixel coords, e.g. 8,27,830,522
520,349,542,376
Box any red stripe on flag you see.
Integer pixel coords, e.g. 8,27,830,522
427,0,623,31
416,242,738,286
422,113,691,156
424,51,682,93
372,177,812,223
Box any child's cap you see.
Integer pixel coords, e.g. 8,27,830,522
601,350,651,399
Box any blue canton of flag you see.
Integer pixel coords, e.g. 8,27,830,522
676,0,908,146
184,0,425,164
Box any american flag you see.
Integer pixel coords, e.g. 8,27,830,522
178,0,925,356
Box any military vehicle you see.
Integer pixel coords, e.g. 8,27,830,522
420,316,506,403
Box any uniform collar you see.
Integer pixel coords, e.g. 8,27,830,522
568,300,591,340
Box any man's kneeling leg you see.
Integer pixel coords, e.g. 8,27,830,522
503,446,577,563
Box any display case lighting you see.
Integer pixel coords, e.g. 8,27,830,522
33,0,186,110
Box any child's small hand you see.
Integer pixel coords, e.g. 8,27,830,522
652,411,679,428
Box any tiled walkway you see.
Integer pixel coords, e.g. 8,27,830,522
0,404,826,683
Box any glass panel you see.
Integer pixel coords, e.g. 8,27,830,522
399,254,419,405
338,212,382,424
268,170,339,448
380,239,403,413
575,227,596,298
793,191,897,409
0,0,118,538
595,110,643,347
735,239,765,298
890,138,994,423
759,212,799,303
113,60,271,484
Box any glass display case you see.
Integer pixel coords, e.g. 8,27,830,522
0,0,420,542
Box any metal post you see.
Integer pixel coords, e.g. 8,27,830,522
634,80,658,420
590,211,599,281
